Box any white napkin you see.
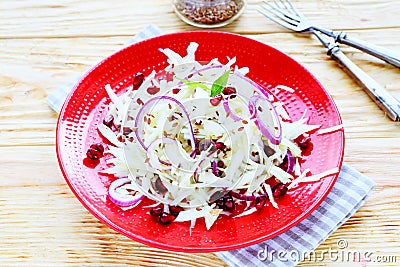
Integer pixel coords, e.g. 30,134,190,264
46,25,375,267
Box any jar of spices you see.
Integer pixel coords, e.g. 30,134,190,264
172,0,246,28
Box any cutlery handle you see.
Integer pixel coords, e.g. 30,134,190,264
335,32,400,68
328,46,400,121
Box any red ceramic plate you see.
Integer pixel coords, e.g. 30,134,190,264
56,31,344,252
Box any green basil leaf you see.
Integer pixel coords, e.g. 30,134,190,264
210,70,230,97
175,77,211,92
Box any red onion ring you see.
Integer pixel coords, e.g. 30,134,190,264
223,95,256,122
232,72,273,100
108,178,144,207
249,95,282,145
212,160,218,176
193,150,217,182
286,150,295,173
134,96,196,151
223,99,242,122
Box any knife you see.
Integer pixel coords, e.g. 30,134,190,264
313,31,400,122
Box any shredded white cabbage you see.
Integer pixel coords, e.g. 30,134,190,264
317,124,344,135
96,42,340,231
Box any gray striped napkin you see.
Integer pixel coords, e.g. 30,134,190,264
215,164,375,266
46,25,375,267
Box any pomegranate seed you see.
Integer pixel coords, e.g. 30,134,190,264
169,206,184,216
214,194,235,211
123,127,132,136
216,198,225,208
90,143,104,155
117,134,125,143
103,114,114,128
279,156,288,171
272,183,288,198
172,88,181,94
83,157,99,168
217,161,224,168
146,86,160,95
132,72,144,90
215,142,226,150
150,206,163,217
295,135,311,149
210,94,223,106
222,86,236,95
224,197,235,212
255,196,267,209
136,98,144,105
159,212,175,225
86,148,101,160
295,135,313,156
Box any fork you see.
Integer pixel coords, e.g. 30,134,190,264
259,0,400,68
313,31,400,121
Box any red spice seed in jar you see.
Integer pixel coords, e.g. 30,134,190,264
132,72,144,90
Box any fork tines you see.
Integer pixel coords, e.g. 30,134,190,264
258,0,305,31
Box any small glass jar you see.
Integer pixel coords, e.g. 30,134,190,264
172,0,247,28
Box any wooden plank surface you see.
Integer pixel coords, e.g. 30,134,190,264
1,0,399,266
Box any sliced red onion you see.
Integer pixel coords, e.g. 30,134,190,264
232,72,274,100
250,95,282,145
134,96,196,151
223,95,256,122
229,190,267,202
223,99,242,122
189,149,197,159
193,150,217,182
286,150,295,173
212,160,218,175
108,178,144,207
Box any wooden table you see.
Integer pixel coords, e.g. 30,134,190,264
1,0,399,266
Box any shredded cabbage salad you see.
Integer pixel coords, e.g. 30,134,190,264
95,42,340,231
